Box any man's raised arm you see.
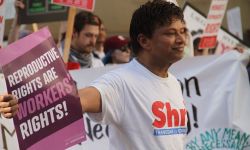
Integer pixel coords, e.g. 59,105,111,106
0,87,102,118
79,87,102,113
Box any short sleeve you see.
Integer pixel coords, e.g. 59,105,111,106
87,71,125,125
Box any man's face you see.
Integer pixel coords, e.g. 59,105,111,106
95,24,107,51
72,24,99,54
112,47,131,64
148,19,188,64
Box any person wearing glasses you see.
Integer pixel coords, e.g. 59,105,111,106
102,35,132,65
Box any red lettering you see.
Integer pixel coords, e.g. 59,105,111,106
73,0,81,5
86,0,94,9
211,4,225,10
199,36,217,49
0,16,3,23
152,101,166,128
152,101,186,128
208,14,223,20
166,102,179,127
205,23,221,33
180,109,187,126
0,0,3,6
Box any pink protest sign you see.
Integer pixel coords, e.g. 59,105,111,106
0,27,86,150
52,0,95,12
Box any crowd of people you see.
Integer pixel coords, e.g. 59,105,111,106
6,0,250,69
0,0,250,150
7,0,133,70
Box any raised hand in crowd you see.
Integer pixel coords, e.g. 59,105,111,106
233,44,246,53
8,0,25,44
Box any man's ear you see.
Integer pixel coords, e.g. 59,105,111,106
137,34,151,50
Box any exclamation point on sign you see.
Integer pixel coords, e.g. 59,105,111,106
192,105,198,128
63,101,68,116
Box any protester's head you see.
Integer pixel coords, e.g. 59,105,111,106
129,0,187,63
193,37,204,56
72,11,100,54
94,16,107,53
193,37,216,56
103,35,131,65
191,29,215,56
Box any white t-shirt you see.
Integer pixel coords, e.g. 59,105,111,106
93,50,106,59
92,55,104,68
89,59,187,150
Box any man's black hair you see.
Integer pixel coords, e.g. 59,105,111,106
129,0,185,55
74,11,100,33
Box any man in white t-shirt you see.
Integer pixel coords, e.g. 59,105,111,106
0,1,188,149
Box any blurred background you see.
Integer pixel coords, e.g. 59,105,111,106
4,0,250,44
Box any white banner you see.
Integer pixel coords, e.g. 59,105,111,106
1,51,250,149
172,51,250,149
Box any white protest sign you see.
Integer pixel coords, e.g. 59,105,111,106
199,0,229,49
227,7,243,40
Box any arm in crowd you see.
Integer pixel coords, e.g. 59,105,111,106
8,0,25,44
0,87,102,118
78,87,102,113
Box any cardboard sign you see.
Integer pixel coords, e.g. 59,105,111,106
0,27,86,150
18,0,68,24
52,0,95,12
199,0,228,49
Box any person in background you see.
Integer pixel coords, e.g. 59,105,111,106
192,37,210,56
69,11,104,68
0,1,188,149
93,16,107,59
191,29,215,56
248,64,250,83
102,35,131,65
8,0,31,44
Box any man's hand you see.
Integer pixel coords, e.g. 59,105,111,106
0,94,19,118
15,0,25,9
